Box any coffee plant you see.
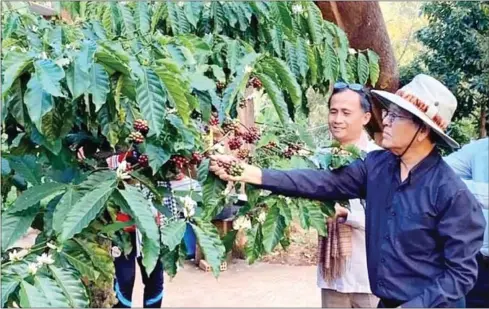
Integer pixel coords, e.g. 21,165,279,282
1,1,378,307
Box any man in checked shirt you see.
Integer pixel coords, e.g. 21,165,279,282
210,74,485,308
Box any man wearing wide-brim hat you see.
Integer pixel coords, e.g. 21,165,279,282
209,74,486,308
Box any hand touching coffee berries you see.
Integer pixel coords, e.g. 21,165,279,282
216,160,244,177
237,148,250,160
133,119,149,135
129,132,145,144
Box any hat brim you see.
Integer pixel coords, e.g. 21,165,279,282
371,90,460,149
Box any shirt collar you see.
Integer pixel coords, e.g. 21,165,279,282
389,147,441,185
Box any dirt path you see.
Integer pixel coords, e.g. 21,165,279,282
132,260,320,307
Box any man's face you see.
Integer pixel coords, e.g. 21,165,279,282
381,105,420,152
328,90,371,144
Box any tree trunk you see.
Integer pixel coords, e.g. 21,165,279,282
480,108,487,138
316,1,399,144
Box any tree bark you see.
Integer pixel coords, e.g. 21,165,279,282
316,1,399,144
480,108,487,138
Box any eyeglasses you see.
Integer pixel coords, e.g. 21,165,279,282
334,82,364,92
382,109,413,125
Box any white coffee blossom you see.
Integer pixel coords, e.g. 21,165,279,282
244,65,253,74
116,161,131,180
178,2,184,7
204,2,211,8
27,263,38,275
298,149,309,156
292,4,303,14
111,246,121,258
8,249,28,262
181,195,196,218
46,242,58,250
55,58,71,67
36,253,54,265
12,301,19,308
257,211,267,224
233,216,252,230
348,48,357,55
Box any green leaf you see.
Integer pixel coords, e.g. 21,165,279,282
191,219,225,277
115,187,159,242
222,71,251,114
66,41,96,99
135,1,150,34
141,234,160,275
184,2,202,29
160,245,178,278
222,230,238,254
24,77,54,134
265,57,302,107
95,44,131,75
19,281,51,308
9,182,67,213
211,65,225,82
34,275,70,307
145,143,171,174
136,68,167,137
367,50,380,87
305,2,324,45
60,178,117,241
77,170,116,194
301,200,327,236
34,59,65,97
1,52,33,97
256,72,290,125
277,199,293,225
245,224,264,264
1,205,39,251
119,3,136,37
296,37,309,79
48,265,89,308
61,250,100,281
307,45,318,85
41,102,75,142
261,205,286,253
202,174,226,220
227,40,240,75
1,276,20,307
6,79,26,126
88,63,110,112
189,73,215,91
53,187,82,234
151,2,167,33
129,170,161,201
357,53,369,85
100,220,135,234
8,155,42,185
154,61,191,124
161,220,186,251
197,158,210,183
323,42,339,82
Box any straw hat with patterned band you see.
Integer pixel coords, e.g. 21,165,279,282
371,74,459,149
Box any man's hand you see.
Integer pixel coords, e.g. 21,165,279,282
209,155,263,184
328,203,349,223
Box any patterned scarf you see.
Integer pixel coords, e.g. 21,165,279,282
318,206,353,282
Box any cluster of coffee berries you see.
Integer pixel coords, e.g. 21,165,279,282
129,131,145,144
171,155,189,169
283,143,302,158
242,127,260,144
217,160,244,177
228,136,243,150
133,119,149,135
138,154,149,167
247,77,262,89
222,119,239,134
190,152,203,165
237,148,250,160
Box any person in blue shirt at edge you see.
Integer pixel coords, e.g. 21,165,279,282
209,74,486,308
444,114,489,309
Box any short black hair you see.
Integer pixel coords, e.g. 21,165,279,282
329,87,372,113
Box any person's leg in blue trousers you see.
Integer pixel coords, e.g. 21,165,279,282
466,253,489,308
113,232,164,308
